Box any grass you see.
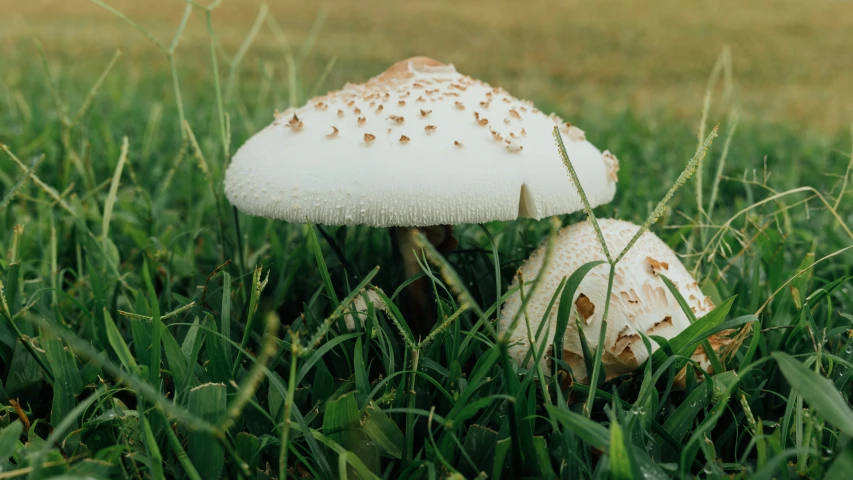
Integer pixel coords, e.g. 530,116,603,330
1,0,853,478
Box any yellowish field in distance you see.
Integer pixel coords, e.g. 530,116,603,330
2,0,852,131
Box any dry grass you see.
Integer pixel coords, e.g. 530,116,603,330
2,0,851,129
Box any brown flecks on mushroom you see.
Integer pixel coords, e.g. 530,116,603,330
647,257,670,275
490,129,502,141
387,128,392,134
426,88,439,95
485,91,493,97
520,106,528,113
369,101,377,108
521,128,527,136
614,325,640,352
358,117,367,126
347,100,356,107
650,316,673,334
417,96,426,102
473,112,488,126
509,132,517,139
376,104,384,113
509,109,521,120
603,150,620,182
314,102,328,111
563,124,586,141
400,135,410,144
445,92,460,97
354,107,362,115
502,97,512,103
398,100,406,107
575,294,595,322
287,114,303,131
388,115,405,124
400,91,411,98
326,126,339,138
337,109,344,118
450,83,467,91
504,118,511,124
412,82,424,89
480,100,490,108
454,141,463,148
424,125,437,134
455,101,465,110
364,133,376,144
506,141,523,153
420,109,432,118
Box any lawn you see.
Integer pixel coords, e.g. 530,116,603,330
1,0,853,478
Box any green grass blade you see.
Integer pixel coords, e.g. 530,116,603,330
188,383,227,479
773,352,853,436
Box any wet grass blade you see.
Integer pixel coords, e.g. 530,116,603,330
774,352,853,436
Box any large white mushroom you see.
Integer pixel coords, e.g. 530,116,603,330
500,219,727,384
225,57,620,330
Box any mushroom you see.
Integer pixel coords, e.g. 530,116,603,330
225,56,619,332
500,219,728,385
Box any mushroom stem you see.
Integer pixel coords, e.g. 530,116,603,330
392,225,457,334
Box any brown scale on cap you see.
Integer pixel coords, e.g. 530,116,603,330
603,151,620,182
314,102,328,111
388,115,405,124
347,100,356,107
364,133,376,144
416,96,426,102
337,110,344,118
358,117,366,126
473,112,488,126
398,100,406,107
502,97,512,103
509,109,521,120
400,135,410,144
454,141,463,148
354,107,362,115
647,257,669,275
376,104,384,113
455,102,465,110
420,109,432,118
490,128,502,142
575,294,596,322
326,126,339,138
480,100,490,109
424,125,437,134
287,114,303,131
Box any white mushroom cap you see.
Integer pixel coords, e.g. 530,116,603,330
500,219,716,383
224,57,618,227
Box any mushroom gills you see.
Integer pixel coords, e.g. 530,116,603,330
517,183,538,218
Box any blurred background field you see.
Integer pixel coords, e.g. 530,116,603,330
3,0,852,131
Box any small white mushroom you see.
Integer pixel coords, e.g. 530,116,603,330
500,219,728,386
344,288,388,333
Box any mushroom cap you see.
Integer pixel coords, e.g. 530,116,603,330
499,219,715,383
224,57,619,227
